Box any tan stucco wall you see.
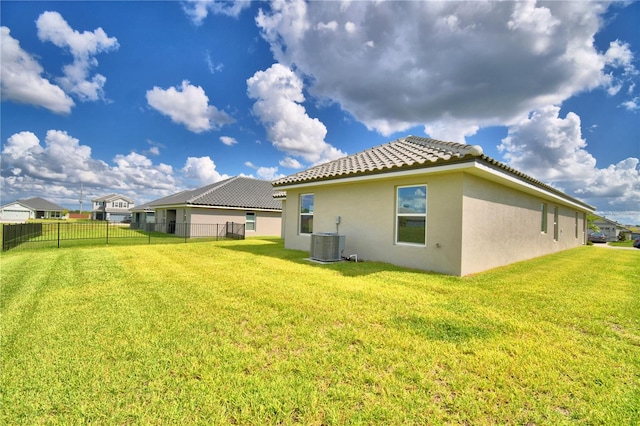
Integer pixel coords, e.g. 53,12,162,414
460,173,586,275
156,207,281,238
282,173,466,275
280,170,589,276
280,199,287,238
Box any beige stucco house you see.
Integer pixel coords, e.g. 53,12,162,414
272,136,595,276
133,176,282,238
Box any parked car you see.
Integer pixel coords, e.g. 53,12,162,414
634,238,640,249
588,232,607,243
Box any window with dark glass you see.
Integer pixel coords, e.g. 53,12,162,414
300,194,314,234
246,212,256,231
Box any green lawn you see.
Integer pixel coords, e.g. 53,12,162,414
1,239,638,424
609,239,636,248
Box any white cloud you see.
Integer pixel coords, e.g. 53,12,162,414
2,131,43,157
507,0,559,54
601,40,638,97
182,0,251,25
0,26,74,113
279,157,303,169
604,40,636,75
220,136,238,146
181,156,229,185
344,22,356,33
257,0,310,51
1,130,179,206
2,130,101,183
246,63,345,164
256,1,636,139
244,161,284,181
316,21,337,32
146,80,234,133
256,166,282,180
36,11,119,102
424,117,480,144
144,139,164,157
112,152,176,190
621,98,639,112
597,211,640,226
205,50,224,74
499,106,640,212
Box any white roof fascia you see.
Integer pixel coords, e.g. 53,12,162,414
276,160,594,213
152,204,281,212
0,201,30,210
470,162,595,212
274,161,472,190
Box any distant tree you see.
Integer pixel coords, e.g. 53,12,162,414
586,214,599,232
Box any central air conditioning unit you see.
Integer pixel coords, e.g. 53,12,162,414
310,233,346,262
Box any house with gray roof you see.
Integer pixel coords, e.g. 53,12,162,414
591,215,630,242
128,200,156,230
92,194,134,222
272,135,595,276
0,197,66,222
131,176,282,237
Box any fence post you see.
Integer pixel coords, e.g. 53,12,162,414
106,221,109,245
57,222,61,248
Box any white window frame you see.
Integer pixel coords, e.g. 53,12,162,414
395,184,427,246
246,212,256,232
299,193,314,235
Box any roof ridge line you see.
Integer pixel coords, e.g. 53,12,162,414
406,135,480,154
187,176,240,203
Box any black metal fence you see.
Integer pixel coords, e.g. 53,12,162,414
2,223,44,251
1,221,245,252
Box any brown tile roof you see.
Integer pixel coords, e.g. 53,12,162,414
272,135,595,211
272,135,484,186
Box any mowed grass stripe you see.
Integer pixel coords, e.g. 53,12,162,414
1,239,638,424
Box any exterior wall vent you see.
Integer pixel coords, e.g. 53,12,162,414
310,233,345,262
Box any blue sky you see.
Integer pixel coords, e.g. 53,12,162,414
1,1,638,224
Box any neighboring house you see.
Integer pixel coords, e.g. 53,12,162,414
136,176,282,237
129,202,156,230
272,136,595,276
0,197,66,222
92,194,135,222
593,216,630,241
624,226,640,241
